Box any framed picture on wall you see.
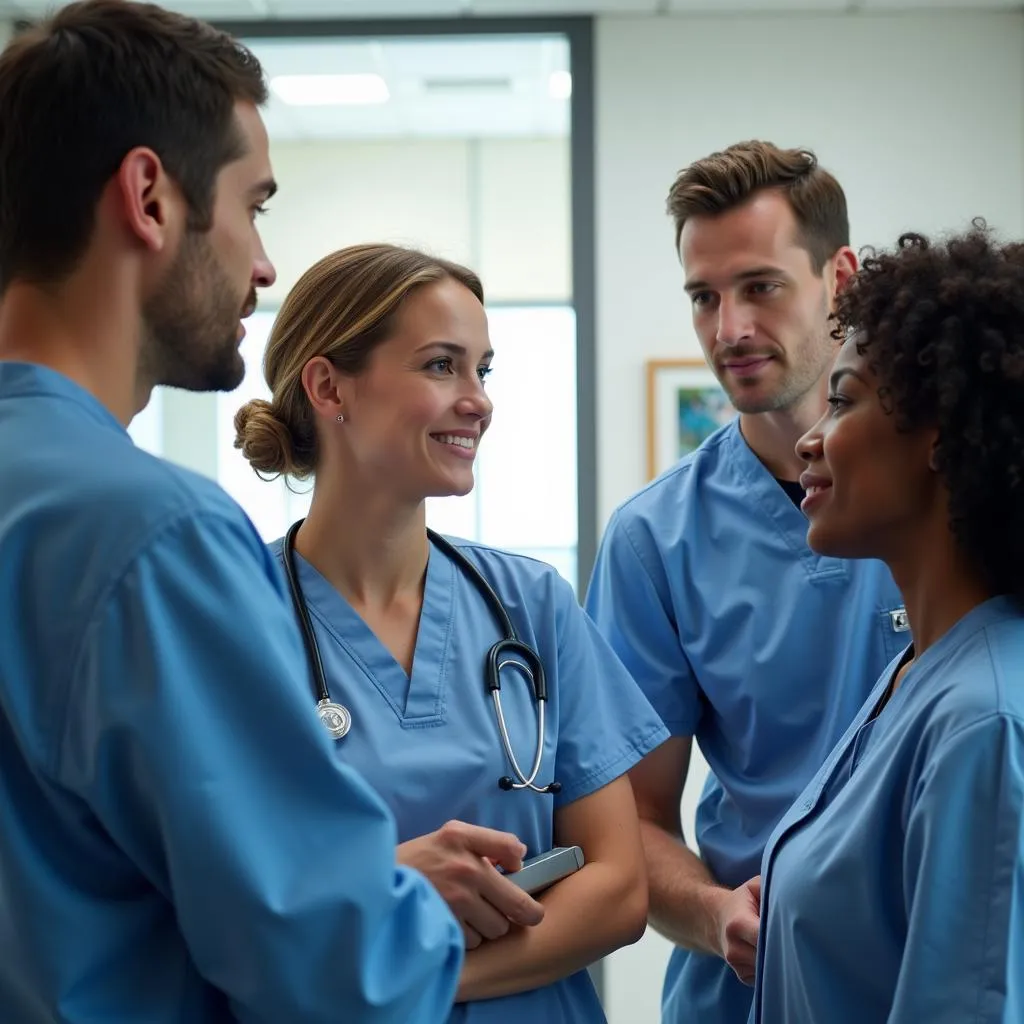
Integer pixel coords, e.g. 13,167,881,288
645,359,735,479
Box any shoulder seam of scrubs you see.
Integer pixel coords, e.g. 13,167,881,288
436,536,571,579
615,509,672,587
55,507,263,778
913,709,1024,793
554,720,672,806
611,449,702,520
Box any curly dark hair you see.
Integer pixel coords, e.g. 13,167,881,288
832,219,1024,598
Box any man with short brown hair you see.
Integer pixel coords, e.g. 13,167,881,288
587,141,907,1023
0,3,533,1021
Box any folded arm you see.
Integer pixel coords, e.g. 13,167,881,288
455,774,648,1002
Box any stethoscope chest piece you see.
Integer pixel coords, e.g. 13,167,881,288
317,698,352,740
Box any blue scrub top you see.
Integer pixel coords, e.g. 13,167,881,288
754,596,1024,1024
0,362,462,1024
585,419,907,1024
274,536,671,1024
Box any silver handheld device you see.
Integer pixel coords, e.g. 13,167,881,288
505,845,585,895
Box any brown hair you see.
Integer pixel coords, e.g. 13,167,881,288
666,140,849,273
0,0,266,290
234,243,485,480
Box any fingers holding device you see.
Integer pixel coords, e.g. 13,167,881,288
504,846,585,896
397,820,546,949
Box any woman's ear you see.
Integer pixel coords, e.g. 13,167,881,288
300,356,345,422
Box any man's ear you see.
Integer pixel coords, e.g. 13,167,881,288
831,245,858,301
115,146,180,254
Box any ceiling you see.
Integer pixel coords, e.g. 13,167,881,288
248,35,570,140
0,0,1016,140
0,0,1020,18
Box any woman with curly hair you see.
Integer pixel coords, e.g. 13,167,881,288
751,222,1024,1024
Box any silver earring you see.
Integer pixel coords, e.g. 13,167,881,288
336,413,345,423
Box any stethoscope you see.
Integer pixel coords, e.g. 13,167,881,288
282,520,561,795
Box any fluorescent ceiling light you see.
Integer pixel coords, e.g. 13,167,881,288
548,71,572,100
270,73,390,107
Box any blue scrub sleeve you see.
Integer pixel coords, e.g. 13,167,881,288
585,511,703,736
551,576,670,807
57,510,462,1024
893,714,1024,1024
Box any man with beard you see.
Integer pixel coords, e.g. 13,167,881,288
585,141,908,1023
0,3,544,1022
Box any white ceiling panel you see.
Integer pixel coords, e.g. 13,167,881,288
245,34,570,141
0,0,464,14
470,0,658,13
857,0,1021,8
0,0,265,14
0,0,1020,18
666,0,847,11
262,0,465,17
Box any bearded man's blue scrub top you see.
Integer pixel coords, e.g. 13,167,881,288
275,536,671,1023
0,362,462,1024
753,596,1024,1024
586,419,907,1024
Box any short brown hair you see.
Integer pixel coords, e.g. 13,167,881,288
234,244,485,480
666,140,849,274
0,0,266,290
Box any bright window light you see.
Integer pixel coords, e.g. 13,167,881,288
270,73,390,107
548,71,572,100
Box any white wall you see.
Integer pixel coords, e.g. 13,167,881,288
595,10,1024,1023
259,136,570,306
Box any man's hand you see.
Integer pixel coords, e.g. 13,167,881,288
398,821,545,949
710,875,761,985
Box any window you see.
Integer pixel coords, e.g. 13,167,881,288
127,387,164,456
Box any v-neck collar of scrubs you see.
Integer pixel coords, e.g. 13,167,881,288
724,420,847,581
286,535,456,724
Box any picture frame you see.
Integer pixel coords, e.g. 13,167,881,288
645,359,735,479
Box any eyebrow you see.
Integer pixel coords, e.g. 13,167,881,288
683,265,789,295
252,178,278,201
829,366,869,390
417,341,495,361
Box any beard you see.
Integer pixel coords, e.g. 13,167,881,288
722,345,829,414
141,230,254,393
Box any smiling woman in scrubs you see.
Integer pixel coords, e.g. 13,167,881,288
751,223,1024,1024
233,243,669,1023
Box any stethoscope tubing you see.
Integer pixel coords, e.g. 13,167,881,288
282,520,559,794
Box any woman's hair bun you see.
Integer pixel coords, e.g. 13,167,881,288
233,398,297,479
